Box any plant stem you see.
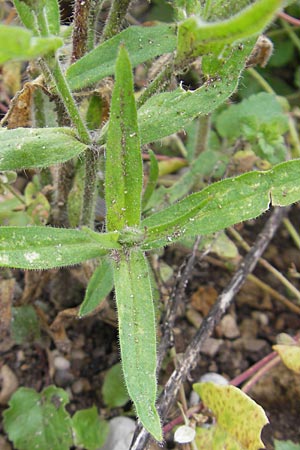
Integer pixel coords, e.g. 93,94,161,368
278,11,300,27
137,62,174,108
241,355,281,394
80,148,98,228
87,0,106,51
288,115,300,158
4,184,26,205
33,88,46,127
247,68,275,94
194,114,211,158
229,226,300,303
280,18,300,53
71,0,101,228
101,0,132,42
247,273,300,314
230,351,278,387
71,0,92,63
48,58,91,144
283,217,300,250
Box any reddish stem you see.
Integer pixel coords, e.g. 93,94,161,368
278,11,300,27
230,351,278,387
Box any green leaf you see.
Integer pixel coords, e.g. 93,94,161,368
138,41,252,144
0,127,88,170
66,24,177,90
105,45,142,232
0,25,62,64
79,258,114,317
274,440,300,450
177,0,282,58
0,226,120,269
273,344,300,374
102,363,131,408
193,382,268,450
72,406,109,450
142,150,159,210
11,305,41,344
202,0,250,21
3,386,73,450
174,0,201,20
113,249,162,441
13,0,37,32
141,159,300,250
44,0,60,35
216,93,289,164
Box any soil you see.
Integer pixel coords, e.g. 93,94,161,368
1,207,300,450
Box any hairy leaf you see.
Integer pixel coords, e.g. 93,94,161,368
79,258,114,317
0,25,62,64
193,382,268,450
113,249,162,441
105,45,142,231
66,24,177,90
138,41,252,144
177,0,282,58
0,227,120,269
45,0,60,35
13,0,37,32
141,159,300,250
3,386,73,450
0,128,88,170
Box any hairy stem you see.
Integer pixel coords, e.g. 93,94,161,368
71,0,92,63
137,61,174,108
194,114,211,158
101,0,132,42
80,148,98,228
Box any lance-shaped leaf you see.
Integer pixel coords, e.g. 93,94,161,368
138,41,252,144
177,0,282,58
66,24,177,91
79,258,114,317
0,25,62,64
13,0,37,33
0,227,120,269
105,45,142,232
44,0,60,35
141,159,300,250
0,128,88,170
113,249,162,441
193,382,268,450
13,0,60,35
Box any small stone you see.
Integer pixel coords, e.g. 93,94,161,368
220,314,240,339
252,311,269,326
54,356,71,371
240,318,258,338
71,349,86,360
0,365,19,405
72,378,91,394
201,338,223,357
242,337,268,353
100,416,136,450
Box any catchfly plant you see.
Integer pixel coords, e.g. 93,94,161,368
1,0,300,444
